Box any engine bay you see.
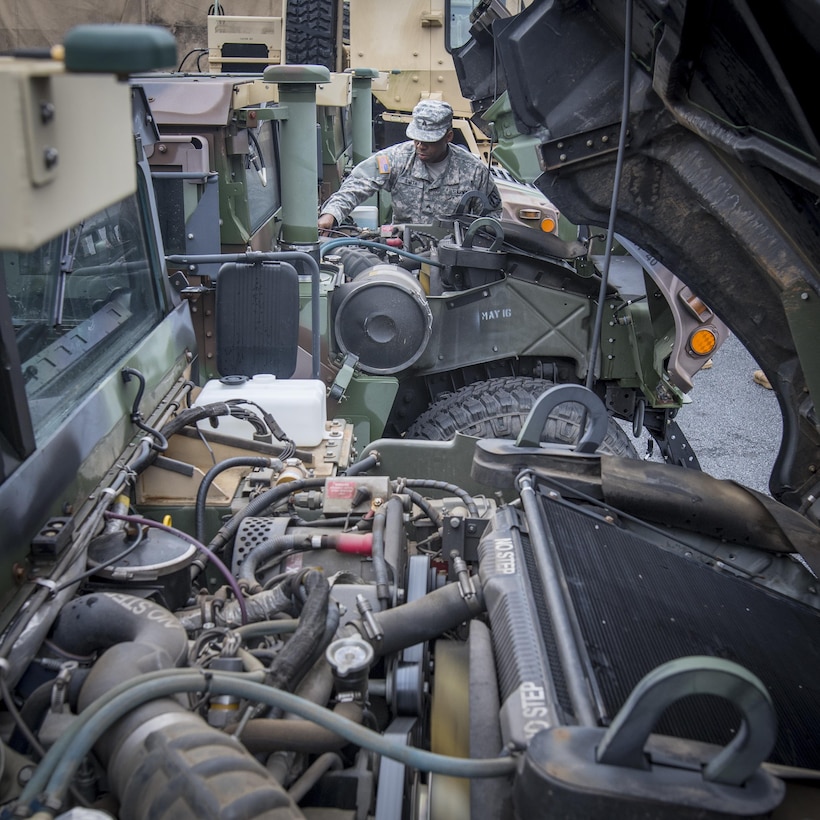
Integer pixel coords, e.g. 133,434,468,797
1,374,818,820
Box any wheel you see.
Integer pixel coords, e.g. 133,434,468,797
286,0,338,70
405,376,638,457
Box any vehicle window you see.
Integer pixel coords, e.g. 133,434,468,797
2,190,164,444
246,119,282,234
447,0,481,51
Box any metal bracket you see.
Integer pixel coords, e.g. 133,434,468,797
328,352,360,401
21,73,59,187
541,122,627,171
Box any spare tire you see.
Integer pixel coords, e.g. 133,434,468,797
286,0,338,70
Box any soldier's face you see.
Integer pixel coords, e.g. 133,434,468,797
413,130,453,164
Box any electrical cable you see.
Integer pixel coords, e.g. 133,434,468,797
584,0,633,390
104,512,248,624
53,526,145,593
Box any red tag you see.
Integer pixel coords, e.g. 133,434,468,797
326,479,357,499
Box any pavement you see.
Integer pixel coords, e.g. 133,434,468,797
632,333,782,495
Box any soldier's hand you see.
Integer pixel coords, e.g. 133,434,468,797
318,213,337,236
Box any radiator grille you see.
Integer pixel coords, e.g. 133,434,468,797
533,495,820,769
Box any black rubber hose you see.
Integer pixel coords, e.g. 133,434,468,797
335,246,385,277
266,570,332,695
352,580,485,657
49,593,303,819
370,504,391,610
231,701,364,754
128,403,236,477
299,600,341,681
195,456,273,543
50,593,188,673
208,477,328,555
49,593,189,763
237,535,314,593
343,451,380,476
401,479,479,517
402,488,442,527
121,367,168,452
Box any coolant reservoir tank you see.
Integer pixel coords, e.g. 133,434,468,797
193,375,327,447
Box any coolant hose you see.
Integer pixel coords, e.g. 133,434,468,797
238,534,313,592
266,570,333,694
176,583,295,631
230,701,364,754
370,503,391,609
353,579,485,657
195,456,274,543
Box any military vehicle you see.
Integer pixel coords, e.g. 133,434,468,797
2,7,819,820
134,45,723,466
13,0,724,463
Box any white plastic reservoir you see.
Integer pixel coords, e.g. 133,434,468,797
193,375,327,447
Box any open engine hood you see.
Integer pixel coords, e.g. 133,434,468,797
454,0,820,515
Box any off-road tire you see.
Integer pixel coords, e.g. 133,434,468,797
406,377,638,457
286,0,338,70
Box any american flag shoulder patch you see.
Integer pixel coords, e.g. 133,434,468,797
376,154,390,174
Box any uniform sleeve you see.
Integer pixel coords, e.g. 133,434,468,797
478,165,503,219
319,154,391,224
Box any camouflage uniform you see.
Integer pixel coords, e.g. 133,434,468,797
319,141,502,224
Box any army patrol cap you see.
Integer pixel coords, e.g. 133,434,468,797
406,100,454,142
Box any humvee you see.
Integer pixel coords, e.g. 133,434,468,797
135,43,724,466
1,8,819,820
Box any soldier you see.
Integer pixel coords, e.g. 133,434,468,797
318,99,502,234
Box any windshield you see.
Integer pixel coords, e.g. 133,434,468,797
3,190,165,444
